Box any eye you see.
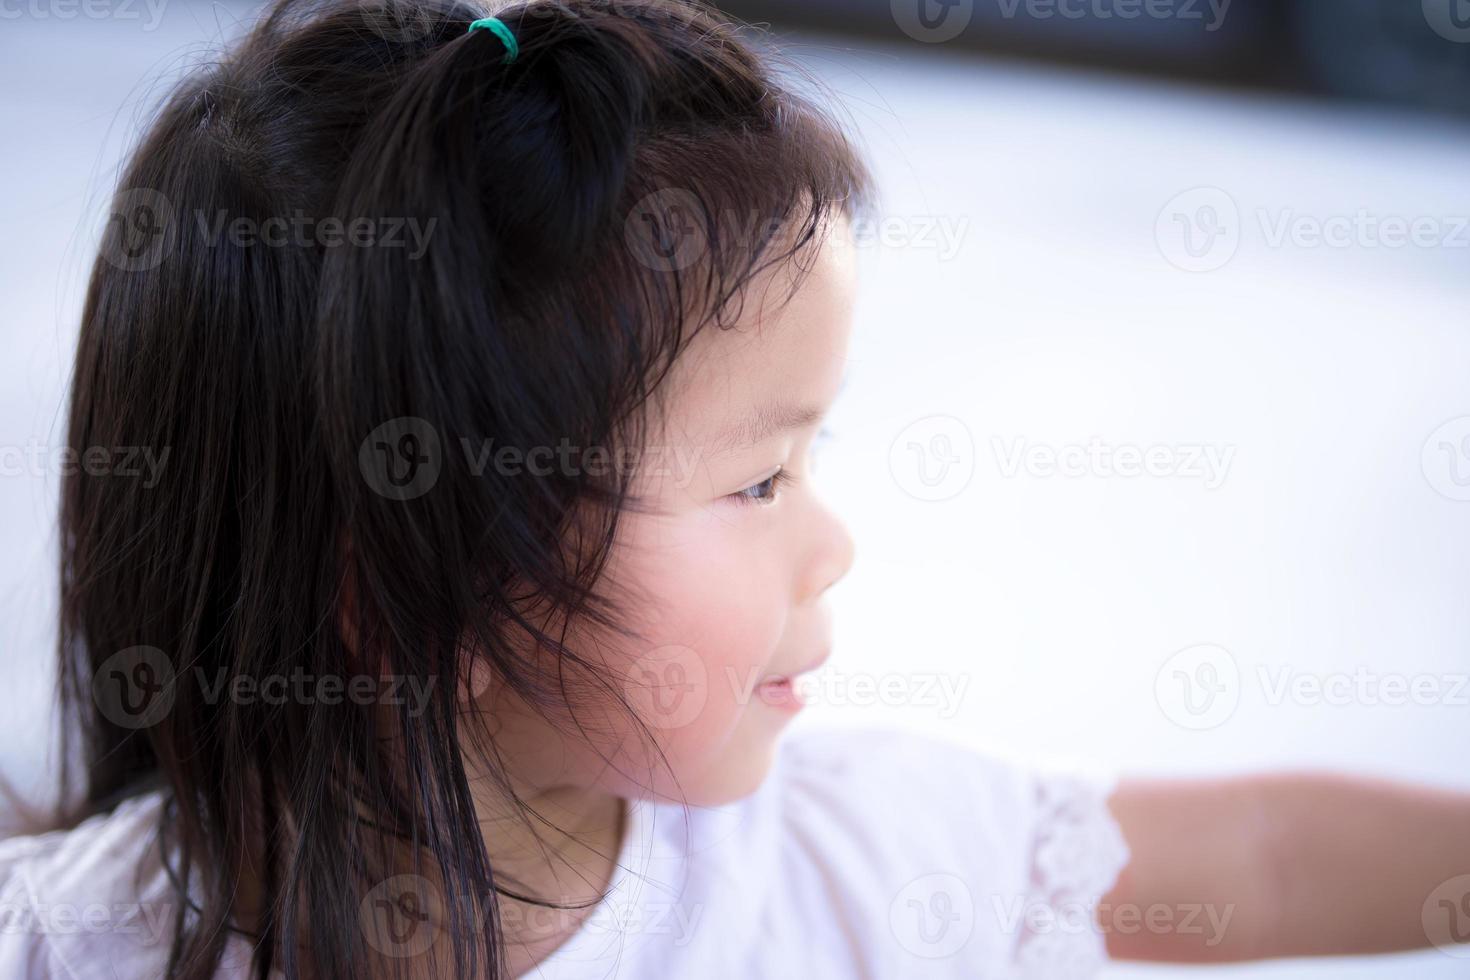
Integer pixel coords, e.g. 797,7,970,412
731,468,789,506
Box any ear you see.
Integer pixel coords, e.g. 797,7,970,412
459,650,495,703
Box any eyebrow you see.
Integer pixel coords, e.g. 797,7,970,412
707,401,828,456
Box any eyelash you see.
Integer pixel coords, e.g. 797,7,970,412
728,427,834,506
730,468,792,506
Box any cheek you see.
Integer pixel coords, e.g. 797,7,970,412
477,508,792,804
600,512,787,788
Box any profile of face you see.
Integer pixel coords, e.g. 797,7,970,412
476,216,859,809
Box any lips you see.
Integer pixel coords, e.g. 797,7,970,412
755,675,804,709
755,646,830,710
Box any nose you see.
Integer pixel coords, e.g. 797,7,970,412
798,499,855,603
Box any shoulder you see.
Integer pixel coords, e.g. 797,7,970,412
0,790,179,980
776,723,1038,817
774,723,1112,855
770,724,1132,977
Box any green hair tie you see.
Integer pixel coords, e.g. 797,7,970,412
466,16,518,64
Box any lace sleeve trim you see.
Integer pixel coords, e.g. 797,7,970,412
1012,772,1131,978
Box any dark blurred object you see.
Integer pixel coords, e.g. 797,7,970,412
1291,0,1470,115
719,0,1470,116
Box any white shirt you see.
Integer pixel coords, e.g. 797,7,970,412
0,726,1129,979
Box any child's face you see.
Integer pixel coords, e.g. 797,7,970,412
480,218,857,808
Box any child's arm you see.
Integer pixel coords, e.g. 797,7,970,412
1102,774,1470,962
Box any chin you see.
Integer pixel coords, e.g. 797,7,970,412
676,728,785,808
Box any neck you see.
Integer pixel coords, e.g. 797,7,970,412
225,776,627,977
468,773,628,959
475,780,627,895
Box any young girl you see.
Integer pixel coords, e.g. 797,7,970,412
3,0,1467,977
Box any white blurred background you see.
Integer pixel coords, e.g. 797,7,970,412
3,1,1470,977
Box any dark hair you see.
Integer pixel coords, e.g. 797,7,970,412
55,0,873,977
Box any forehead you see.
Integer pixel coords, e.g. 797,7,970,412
661,218,858,438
